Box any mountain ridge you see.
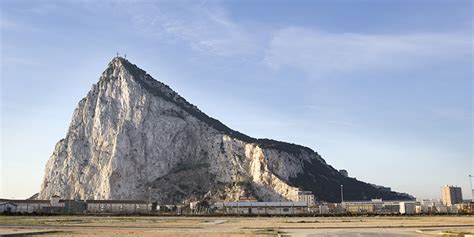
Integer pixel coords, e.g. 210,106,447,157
38,57,413,203
117,57,316,156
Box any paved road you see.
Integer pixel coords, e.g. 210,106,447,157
1,223,473,237
285,229,424,237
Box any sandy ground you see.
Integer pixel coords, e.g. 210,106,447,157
0,216,472,236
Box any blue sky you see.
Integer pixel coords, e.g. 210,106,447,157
1,0,472,200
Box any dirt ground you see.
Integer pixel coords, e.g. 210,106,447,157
0,215,472,236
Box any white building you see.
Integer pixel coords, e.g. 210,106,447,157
219,201,307,215
86,200,151,213
0,202,17,213
297,191,315,207
189,201,199,210
399,202,416,214
0,198,152,214
441,185,463,206
319,205,330,214
0,199,55,213
50,195,61,206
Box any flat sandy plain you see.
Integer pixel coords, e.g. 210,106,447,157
0,215,472,236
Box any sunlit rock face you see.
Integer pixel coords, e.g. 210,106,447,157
39,57,412,203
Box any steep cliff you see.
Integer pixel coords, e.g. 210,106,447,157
39,57,412,203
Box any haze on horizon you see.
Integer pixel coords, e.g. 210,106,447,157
0,0,472,200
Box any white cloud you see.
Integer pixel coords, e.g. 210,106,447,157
126,2,257,57
264,27,472,78
0,18,38,32
0,19,18,30
426,106,472,121
120,3,471,74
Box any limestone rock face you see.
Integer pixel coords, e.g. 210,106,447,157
39,57,412,203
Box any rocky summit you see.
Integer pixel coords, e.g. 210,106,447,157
39,57,412,203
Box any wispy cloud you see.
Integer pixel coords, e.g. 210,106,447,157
0,18,38,32
264,27,472,78
118,2,471,76
426,106,472,121
0,19,18,30
1,2,59,32
126,2,257,57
